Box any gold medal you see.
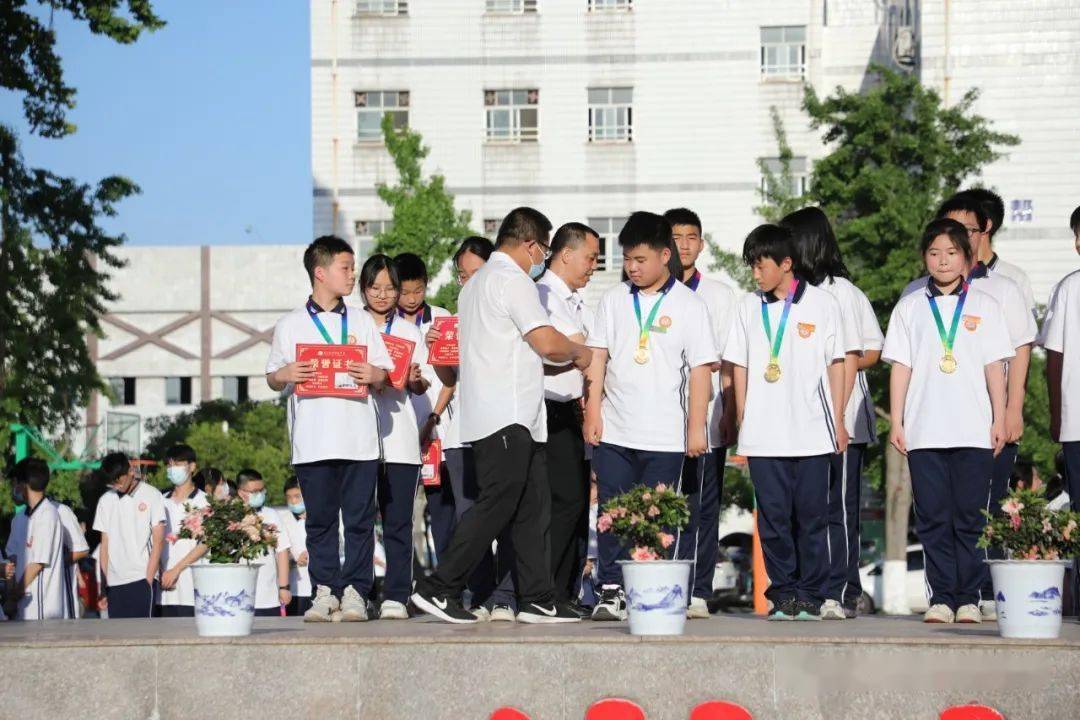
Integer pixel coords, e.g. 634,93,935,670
764,362,782,383
939,354,957,374
634,346,649,364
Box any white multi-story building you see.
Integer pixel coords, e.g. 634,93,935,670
311,0,1080,301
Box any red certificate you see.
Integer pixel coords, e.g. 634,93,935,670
421,440,442,487
429,316,459,366
381,333,416,391
294,343,368,399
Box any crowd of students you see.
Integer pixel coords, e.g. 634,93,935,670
3,189,1079,626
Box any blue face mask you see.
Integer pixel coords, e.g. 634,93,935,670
166,466,190,486
527,243,547,280
288,502,306,516
246,491,266,509
12,487,25,506
14,503,26,515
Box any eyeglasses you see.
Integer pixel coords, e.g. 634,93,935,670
534,242,552,261
963,225,985,236
366,286,399,298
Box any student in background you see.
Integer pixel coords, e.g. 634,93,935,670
236,469,291,617
6,459,68,619
157,444,209,617
957,188,1037,314
280,476,312,616
195,467,229,500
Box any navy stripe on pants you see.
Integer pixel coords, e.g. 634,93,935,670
683,447,726,600
294,459,378,598
378,462,421,603
107,579,155,619
908,447,993,611
826,443,866,604
980,442,1018,599
749,455,831,605
593,443,685,587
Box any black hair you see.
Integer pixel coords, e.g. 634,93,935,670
193,467,223,493
495,207,553,248
742,224,798,270
393,252,428,284
1070,205,1080,235
165,443,196,465
99,452,131,485
303,235,354,284
236,468,263,488
453,236,495,267
284,476,301,492
548,222,599,267
919,218,973,263
780,206,850,285
662,208,702,235
959,188,1005,238
359,253,401,293
619,212,682,280
936,195,989,232
12,457,49,493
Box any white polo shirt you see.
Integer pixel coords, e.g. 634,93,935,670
278,509,311,598
882,281,1014,450
538,270,593,402
687,271,739,449
253,506,291,609
1039,269,1080,442
92,481,166,586
266,300,395,465
17,499,68,619
374,315,426,465
987,253,1036,315
821,277,884,445
404,304,463,452
587,276,718,453
458,251,552,443
157,486,209,608
55,500,88,618
724,281,849,457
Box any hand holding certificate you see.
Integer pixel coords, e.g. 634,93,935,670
380,333,417,390
421,440,442,487
295,343,369,399
428,316,459,366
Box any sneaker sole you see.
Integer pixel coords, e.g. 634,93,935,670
409,592,478,624
767,613,795,621
923,618,952,624
686,610,711,619
795,613,821,621
590,607,626,621
821,612,845,620
379,612,409,620
303,610,336,623
490,614,517,623
339,611,368,622
955,618,982,624
517,613,582,624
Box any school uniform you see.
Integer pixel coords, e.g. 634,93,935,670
819,277,884,606
986,253,1037,318
883,280,1014,610
537,269,593,602
156,486,208,617
92,481,166,618
679,271,738,600
724,280,847,607
279,509,312,615
587,276,718,588
249,506,291,615
11,499,67,620
266,298,394,600
53,501,89,619
1040,269,1080,510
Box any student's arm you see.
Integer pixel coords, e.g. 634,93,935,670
719,361,736,447
985,360,1008,457
1047,349,1064,442
160,543,209,590
1004,343,1031,443
827,359,850,453
97,533,109,609
146,522,165,585
687,365,711,458
857,349,881,371
582,348,608,446
267,362,316,392
543,331,586,376
732,364,748,430
277,549,292,607
347,360,389,390
843,352,859,412
406,363,430,395
525,326,591,368
420,383,457,445
19,562,44,598
888,363,912,456
71,549,88,563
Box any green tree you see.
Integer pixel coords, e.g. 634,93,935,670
1,2,163,455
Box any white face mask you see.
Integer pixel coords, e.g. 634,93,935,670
246,491,266,509
214,485,231,501
166,465,190,486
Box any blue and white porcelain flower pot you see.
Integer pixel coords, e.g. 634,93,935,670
618,560,693,636
191,563,260,637
987,559,1069,639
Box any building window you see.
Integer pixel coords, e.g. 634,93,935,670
588,216,628,272
483,218,501,235
355,219,392,259
759,157,809,198
109,377,136,406
166,377,192,406
356,0,407,16
356,91,409,142
486,0,537,12
588,87,633,142
588,0,632,11
223,376,249,404
485,89,539,143
760,26,806,79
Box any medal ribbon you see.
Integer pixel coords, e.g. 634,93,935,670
760,278,798,367
384,313,394,334
306,299,348,344
632,277,674,353
927,281,968,361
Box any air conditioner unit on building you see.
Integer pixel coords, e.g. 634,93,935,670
893,25,917,67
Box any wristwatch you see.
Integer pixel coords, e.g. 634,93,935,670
278,585,290,590
428,412,441,425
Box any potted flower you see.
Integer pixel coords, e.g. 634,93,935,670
978,479,1080,639
598,483,691,635
178,496,279,637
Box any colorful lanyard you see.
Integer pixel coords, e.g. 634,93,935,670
760,278,799,367
927,281,968,362
307,299,347,344
397,304,426,328
384,313,394,334
632,277,674,352
686,270,701,292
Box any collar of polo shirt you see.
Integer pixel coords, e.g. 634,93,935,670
166,485,199,502
925,275,966,297
542,268,578,301
306,296,346,315
987,252,1000,270
24,495,43,517
968,261,989,281
762,275,808,304
628,273,678,296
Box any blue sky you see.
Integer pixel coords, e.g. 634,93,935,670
1,1,311,246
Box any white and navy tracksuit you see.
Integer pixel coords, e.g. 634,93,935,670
883,279,1014,610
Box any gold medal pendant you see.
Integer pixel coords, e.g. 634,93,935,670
764,362,782,383
634,346,650,364
939,354,957,374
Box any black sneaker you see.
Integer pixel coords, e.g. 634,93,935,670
591,585,627,621
794,599,821,621
409,588,478,624
563,600,593,619
767,598,797,621
517,601,582,624
842,598,858,619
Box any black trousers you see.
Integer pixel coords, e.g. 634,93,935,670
156,604,194,617
424,424,554,605
444,446,501,606
682,447,725,600
980,442,1018,599
826,443,866,605
545,399,590,602
107,580,156,619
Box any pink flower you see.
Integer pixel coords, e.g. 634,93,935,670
1064,520,1076,541
597,513,613,533
647,505,660,518
641,492,652,502
1045,548,1060,560
1001,499,1024,516
1010,514,1022,531
165,534,178,544
655,484,668,493
629,513,644,526
658,532,675,549
244,525,261,542
182,514,204,536
630,546,659,561
1031,476,1043,492
1042,517,1053,534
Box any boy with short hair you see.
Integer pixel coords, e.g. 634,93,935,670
583,211,718,621
957,188,1036,314
156,444,209,617
725,224,849,621
6,459,68,619
236,469,292,617
280,476,311,615
266,235,394,622
92,452,166,619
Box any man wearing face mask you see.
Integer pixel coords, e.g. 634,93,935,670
279,476,312,616
236,469,292,616
156,444,210,617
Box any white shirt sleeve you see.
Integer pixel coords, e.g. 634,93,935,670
585,293,611,350
825,294,849,361
58,504,89,553
504,275,553,338
836,283,863,354
684,297,720,368
150,491,166,526
999,278,1038,348
856,290,885,351
981,297,1018,366
266,314,292,374
881,303,912,367
91,494,111,534
362,317,396,373
265,509,291,553
722,298,750,369
1039,280,1069,352
26,509,58,567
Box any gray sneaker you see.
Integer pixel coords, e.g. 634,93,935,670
339,586,369,622
303,585,340,623
820,599,846,620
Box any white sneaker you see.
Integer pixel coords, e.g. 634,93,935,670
379,599,409,620
955,604,982,624
686,596,710,619
303,585,339,623
979,599,998,621
820,599,846,620
490,604,516,622
923,604,955,624
339,586,369,622
471,606,491,622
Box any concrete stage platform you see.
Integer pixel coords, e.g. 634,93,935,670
2,614,1078,720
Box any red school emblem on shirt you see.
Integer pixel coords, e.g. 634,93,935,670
797,322,816,338
963,315,981,332
138,502,148,512
658,316,672,328
347,334,358,345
